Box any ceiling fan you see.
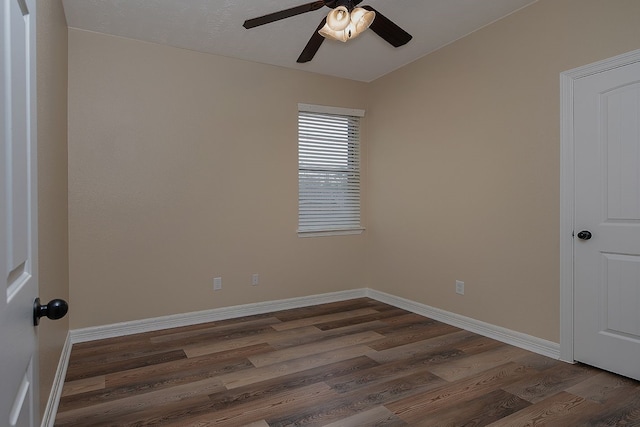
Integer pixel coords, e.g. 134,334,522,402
243,0,412,63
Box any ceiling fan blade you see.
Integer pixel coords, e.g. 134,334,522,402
297,17,327,63
362,6,412,47
243,1,326,29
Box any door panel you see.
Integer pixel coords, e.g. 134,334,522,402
8,0,29,274
605,83,640,221
602,253,640,338
0,0,39,425
574,60,640,380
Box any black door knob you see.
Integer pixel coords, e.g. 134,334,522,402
33,298,68,326
577,230,592,240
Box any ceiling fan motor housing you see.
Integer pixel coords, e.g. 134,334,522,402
325,0,365,11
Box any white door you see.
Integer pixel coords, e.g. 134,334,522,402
0,0,39,426
574,58,640,381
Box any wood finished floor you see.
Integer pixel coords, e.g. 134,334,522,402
55,298,640,426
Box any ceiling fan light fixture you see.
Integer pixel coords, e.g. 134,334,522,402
245,1,412,63
319,5,376,42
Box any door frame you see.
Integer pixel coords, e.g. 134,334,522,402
559,48,640,364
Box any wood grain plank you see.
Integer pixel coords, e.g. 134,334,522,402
566,370,639,404
183,325,321,358
484,391,599,427
453,334,508,356
266,319,390,350
106,357,379,426
513,351,565,371
321,406,407,427
68,319,244,358
249,330,383,367
569,388,640,426
371,323,472,351
379,312,436,326
148,316,282,343
368,322,462,351
220,344,374,389
60,376,105,397
314,307,411,330
105,343,272,388
501,361,599,403
271,299,379,322
59,357,251,413
270,307,379,331
65,349,187,382
325,348,456,394
410,388,531,427
387,362,537,424
368,330,476,364
267,369,445,426
427,344,530,382
208,356,379,411
55,376,225,426
164,382,336,427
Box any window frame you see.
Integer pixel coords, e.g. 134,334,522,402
297,103,365,237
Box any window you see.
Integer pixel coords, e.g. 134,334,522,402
298,103,364,236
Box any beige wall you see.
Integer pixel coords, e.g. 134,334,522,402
36,0,68,416
367,0,640,342
67,30,370,328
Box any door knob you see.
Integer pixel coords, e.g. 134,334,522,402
577,230,592,240
33,298,68,326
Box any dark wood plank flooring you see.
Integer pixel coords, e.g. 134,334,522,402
55,298,640,426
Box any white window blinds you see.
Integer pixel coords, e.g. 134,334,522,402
298,104,364,235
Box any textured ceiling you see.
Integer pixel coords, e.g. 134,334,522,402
62,0,538,82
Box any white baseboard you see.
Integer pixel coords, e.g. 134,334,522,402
40,332,72,427
366,289,560,359
69,287,559,359
70,289,368,343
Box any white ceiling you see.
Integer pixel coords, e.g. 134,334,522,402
62,0,537,82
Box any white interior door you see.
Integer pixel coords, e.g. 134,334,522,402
574,58,640,381
0,0,39,426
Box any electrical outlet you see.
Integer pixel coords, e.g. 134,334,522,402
252,274,259,286
213,277,222,291
455,280,464,295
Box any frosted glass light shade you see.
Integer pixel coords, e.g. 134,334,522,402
326,6,350,31
319,23,349,42
350,7,375,33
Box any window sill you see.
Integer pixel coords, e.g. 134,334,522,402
297,228,365,238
